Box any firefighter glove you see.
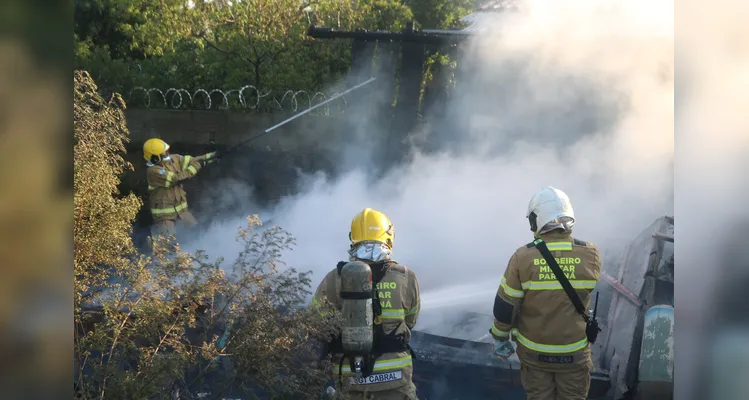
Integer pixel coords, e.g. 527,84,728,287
492,338,515,358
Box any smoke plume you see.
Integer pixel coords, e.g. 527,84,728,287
676,0,749,399
185,0,674,339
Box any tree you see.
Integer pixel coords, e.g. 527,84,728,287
72,0,431,103
74,0,199,96
404,0,474,29
188,0,416,92
74,0,193,60
360,0,415,31
190,0,310,90
74,71,336,399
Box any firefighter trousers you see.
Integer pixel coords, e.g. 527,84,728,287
149,211,198,251
520,363,590,400
150,211,198,240
339,381,418,400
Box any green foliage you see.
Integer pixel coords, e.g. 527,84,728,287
74,40,151,97
404,0,474,29
360,0,414,31
74,71,336,399
74,0,192,59
74,0,475,105
187,0,414,91
188,0,309,90
418,49,458,114
74,70,142,282
423,51,457,83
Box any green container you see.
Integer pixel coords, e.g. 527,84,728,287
638,305,674,384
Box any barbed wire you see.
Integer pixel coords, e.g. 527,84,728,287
127,85,349,115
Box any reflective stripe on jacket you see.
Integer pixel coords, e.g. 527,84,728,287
490,231,601,366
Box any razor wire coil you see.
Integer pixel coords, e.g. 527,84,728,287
128,85,349,115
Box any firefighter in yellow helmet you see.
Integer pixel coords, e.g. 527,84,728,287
310,208,421,399
143,138,220,241
489,187,602,400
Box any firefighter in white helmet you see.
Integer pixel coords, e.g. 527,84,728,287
310,208,421,399
489,186,601,400
143,138,220,242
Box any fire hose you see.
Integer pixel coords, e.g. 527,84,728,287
212,77,376,159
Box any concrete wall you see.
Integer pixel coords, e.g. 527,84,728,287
121,109,350,245
125,108,347,156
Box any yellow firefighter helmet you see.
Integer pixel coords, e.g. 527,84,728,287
143,138,170,162
350,208,394,248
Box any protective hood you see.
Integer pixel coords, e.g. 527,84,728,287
146,155,170,167
348,241,391,263
538,217,575,235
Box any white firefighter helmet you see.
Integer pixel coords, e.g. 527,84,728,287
526,186,575,234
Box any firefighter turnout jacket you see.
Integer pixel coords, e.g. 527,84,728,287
311,260,421,392
146,153,213,222
490,230,601,369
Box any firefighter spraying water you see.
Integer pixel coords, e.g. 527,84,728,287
142,78,376,246
213,77,377,159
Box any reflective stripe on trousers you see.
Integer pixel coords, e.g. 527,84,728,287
151,201,188,216
339,355,412,375
512,328,588,353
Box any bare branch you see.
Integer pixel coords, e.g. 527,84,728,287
202,36,239,56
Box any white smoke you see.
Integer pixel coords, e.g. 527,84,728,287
185,0,674,338
676,1,749,399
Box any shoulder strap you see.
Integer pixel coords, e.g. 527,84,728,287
533,239,590,323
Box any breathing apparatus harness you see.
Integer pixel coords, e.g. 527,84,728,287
329,260,416,385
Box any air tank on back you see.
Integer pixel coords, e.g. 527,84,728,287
340,261,374,355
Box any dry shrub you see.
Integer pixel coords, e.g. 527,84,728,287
74,70,336,400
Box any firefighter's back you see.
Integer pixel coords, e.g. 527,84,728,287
512,231,602,370
341,261,418,396
311,208,419,399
